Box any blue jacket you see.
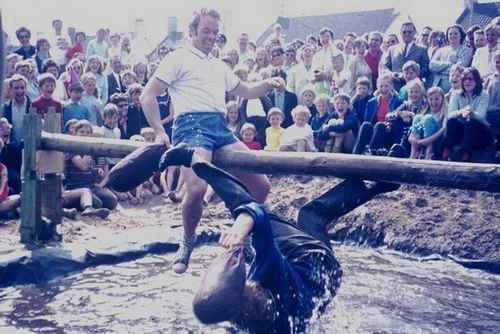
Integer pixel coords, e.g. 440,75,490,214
364,94,403,125
1,97,32,145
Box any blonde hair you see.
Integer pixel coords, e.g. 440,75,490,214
130,134,145,142
424,87,447,123
377,72,393,88
240,122,256,136
102,103,118,118
406,79,425,99
299,85,316,100
140,127,155,137
85,55,104,75
74,119,93,134
127,83,143,97
291,105,311,120
314,93,330,105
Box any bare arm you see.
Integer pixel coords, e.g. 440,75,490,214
230,77,285,100
140,77,171,146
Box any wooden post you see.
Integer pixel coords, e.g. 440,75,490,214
19,109,42,243
40,108,63,232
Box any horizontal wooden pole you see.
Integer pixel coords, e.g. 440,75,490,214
41,132,500,193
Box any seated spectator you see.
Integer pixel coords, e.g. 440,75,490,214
429,24,472,93
280,106,316,152
299,85,317,120
14,27,36,60
0,118,23,194
353,73,403,155
126,84,148,139
64,120,117,210
310,94,333,151
141,127,156,143
0,138,21,219
330,54,350,95
268,69,298,128
399,61,421,100
65,31,86,62
31,73,63,123
409,87,447,159
5,54,22,79
322,94,359,153
443,67,492,161
2,75,31,144
42,59,66,101
226,100,244,137
63,81,91,125
240,123,261,150
80,72,104,125
446,64,465,102
64,118,78,135
264,108,285,151
351,77,373,124
26,59,41,101
485,50,500,135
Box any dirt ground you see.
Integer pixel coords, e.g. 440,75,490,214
1,176,499,262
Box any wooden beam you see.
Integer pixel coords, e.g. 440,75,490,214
20,109,42,243
40,133,500,193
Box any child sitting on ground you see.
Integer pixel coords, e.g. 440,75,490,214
0,138,21,219
399,61,420,101
322,94,359,153
240,123,262,150
264,108,285,151
280,106,316,152
310,94,333,151
445,64,465,102
351,76,373,124
299,85,317,120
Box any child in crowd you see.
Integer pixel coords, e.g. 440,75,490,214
349,38,372,95
64,118,79,135
409,87,447,159
126,84,148,139
80,72,104,125
299,85,317,120
31,73,63,122
446,64,465,102
351,77,373,124
394,79,427,127
85,55,108,105
225,100,244,137
63,81,90,125
0,138,21,219
399,61,421,101
121,70,138,92
280,106,316,152
264,108,285,151
140,127,156,143
64,120,117,211
330,54,350,96
109,93,130,139
323,94,359,153
310,94,333,151
240,123,262,150
100,104,121,169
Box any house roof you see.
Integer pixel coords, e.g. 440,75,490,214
256,8,399,46
456,1,500,30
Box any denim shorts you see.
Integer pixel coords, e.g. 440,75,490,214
172,112,237,151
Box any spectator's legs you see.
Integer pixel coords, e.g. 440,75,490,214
443,118,464,149
296,139,307,152
0,195,21,213
462,118,493,153
353,121,373,154
91,186,118,210
369,122,388,150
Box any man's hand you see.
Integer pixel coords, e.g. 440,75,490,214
266,77,286,91
219,212,255,248
155,131,171,148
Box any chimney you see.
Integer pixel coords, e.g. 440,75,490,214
167,16,178,35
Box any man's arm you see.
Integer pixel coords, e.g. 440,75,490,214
230,77,285,99
140,78,170,146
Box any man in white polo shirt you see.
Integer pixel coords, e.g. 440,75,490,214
141,8,284,274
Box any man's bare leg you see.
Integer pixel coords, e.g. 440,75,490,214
217,141,270,203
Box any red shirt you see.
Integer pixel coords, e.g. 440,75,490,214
376,96,390,123
65,42,84,61
244,140,262,150
364,49,383,88
31,96,64,128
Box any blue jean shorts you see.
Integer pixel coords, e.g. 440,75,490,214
172,112,237,151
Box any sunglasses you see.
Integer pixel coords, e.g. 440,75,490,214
117,103,129,108
463,76,475,82
19,34,30,39
402,30,415,35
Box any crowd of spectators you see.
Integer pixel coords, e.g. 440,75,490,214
1,16,499,220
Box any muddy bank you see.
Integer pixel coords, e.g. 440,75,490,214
1,176,499,264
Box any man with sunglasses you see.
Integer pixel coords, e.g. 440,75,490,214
384,22,430,89
14,27,36,60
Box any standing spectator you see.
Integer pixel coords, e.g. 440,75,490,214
109,93,130,139
14,27,36,60
31,73,63,121
100,104,122,168
382,33,399,53
365,31,384,90
61,58,84,98
108,56,125,97
133,62,149,86
446,64,465,102
86,28,109,60
1,75,31,143
443,67,492,161
268,69,298,127
86,55,108,105
485,50,500,134
465,25,482,53
312,28,341,95
269,46,285,70
80,72,104,125
52,36,70,69
120,35,133,68
283,45,297,73
349,38,372,95
472,23,499,78
299,85,318,120
287,43,315,97
34,38,51,74
419,26,433,49
330,54,350,96
108,33,121,58
473,29,487,49
430,24,473,92
428,30,446,60
120,70,138,92
63,81,91,124
126,83,147,139
254,47,269,73
384,22,430,89
5,54,22,79
238,33,254,63
49,19,70,48
25,59,41,101
65,31,86,62
399,61,421,101
409,87,447,159
310,94,333,151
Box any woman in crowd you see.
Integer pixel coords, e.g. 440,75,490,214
61,58,84,98
409,87,447,159
254,47,269,73
65,31,86,62
34,38,51,74
443,67,492,161
430,24,473,92
85,55,108,104
225,100,245,138
80,72,104,125
349,38,372,95
133,62,149,86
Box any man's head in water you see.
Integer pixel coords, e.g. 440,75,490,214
231,280,277,332
189,8,221,55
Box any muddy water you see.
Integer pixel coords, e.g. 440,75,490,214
0,244,499,334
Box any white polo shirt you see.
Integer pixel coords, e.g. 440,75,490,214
155,44,241,117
